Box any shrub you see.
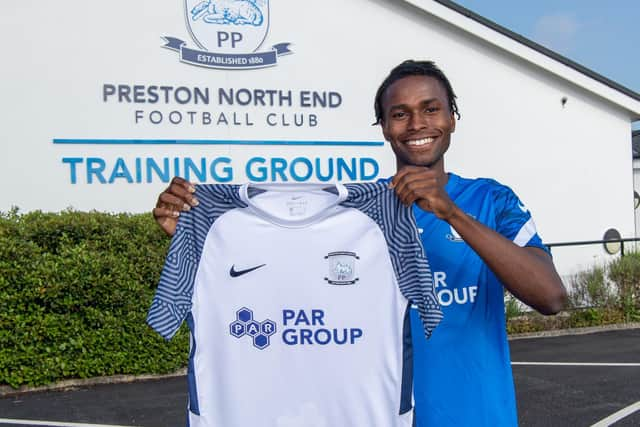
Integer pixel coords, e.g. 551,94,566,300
504,293,523,320
608,252,640,320
507,253,640,334
566,307,626,328
0,209,188,388
567,264,611,309
506,311,567,334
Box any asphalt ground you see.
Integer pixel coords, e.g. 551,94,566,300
1,327,638,427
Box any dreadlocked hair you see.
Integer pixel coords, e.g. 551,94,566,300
373,60,460,125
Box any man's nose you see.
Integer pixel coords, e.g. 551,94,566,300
408,113,428,131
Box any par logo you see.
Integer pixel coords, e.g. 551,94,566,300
163,0,292,69
229,307,277,350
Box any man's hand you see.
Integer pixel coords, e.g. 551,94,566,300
152,177,199,236
390,166,455,220
391,166,567,314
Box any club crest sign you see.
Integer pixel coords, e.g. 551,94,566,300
163,0,292,69
188,0,268,52
324,252,360,286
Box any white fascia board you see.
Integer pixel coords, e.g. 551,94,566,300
402,0,640,118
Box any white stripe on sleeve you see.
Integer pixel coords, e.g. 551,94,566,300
513,217,538,247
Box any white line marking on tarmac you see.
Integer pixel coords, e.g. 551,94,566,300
512,362,640,366
590,401,640,427
0,419,137,427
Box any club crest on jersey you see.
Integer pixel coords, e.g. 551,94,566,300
324,251,359,285
446,224,464,242
446,213,475,242
229,307,276,350
162,0,292,69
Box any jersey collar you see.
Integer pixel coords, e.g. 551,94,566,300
239,183,349,228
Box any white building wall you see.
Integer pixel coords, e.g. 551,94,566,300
1,0,637,278
633,159,640,237
365,1,637,278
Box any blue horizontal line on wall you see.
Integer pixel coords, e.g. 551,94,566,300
52,139,385,146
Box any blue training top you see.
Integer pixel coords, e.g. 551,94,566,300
386,172,548,427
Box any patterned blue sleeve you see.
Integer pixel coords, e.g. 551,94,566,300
493,185,548,252
147,209,202,340
344,183,443,338
147,184,244,339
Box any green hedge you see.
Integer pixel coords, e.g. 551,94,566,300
4,208,638,387
0,209,188,388
507,252,640,334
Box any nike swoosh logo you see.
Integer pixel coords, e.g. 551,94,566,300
230,264,266,278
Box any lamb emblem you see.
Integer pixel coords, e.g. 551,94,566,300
325,252,360,285
191,0,264,26
163,0,290,69
334,262,353,280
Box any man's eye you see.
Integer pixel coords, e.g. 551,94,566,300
391,111,407,119
425,107,439,113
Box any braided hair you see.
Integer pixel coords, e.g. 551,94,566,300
373,60,460,125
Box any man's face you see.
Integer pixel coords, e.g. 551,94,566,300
380,75,456,170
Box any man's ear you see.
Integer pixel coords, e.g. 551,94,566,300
381,122,391,141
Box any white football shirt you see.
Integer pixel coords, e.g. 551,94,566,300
148,182,441,427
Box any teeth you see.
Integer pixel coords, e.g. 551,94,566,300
406,137,434,146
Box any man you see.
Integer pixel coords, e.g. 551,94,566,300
153,59,567,426
374,60,567,426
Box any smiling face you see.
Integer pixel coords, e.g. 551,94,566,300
380,75,456,173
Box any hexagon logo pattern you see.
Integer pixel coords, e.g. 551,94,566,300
229,307,276,350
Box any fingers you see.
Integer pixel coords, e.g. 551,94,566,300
389,166,421,189
152,177,198,237
391,167,436,205
389,167,451,213
152,207,179,237
152,206,180,221
397,182,432,206
155,177,199,211
157,191,195,212
393,169,430,193
170,176,195,193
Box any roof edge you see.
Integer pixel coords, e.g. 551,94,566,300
433,0,640,103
